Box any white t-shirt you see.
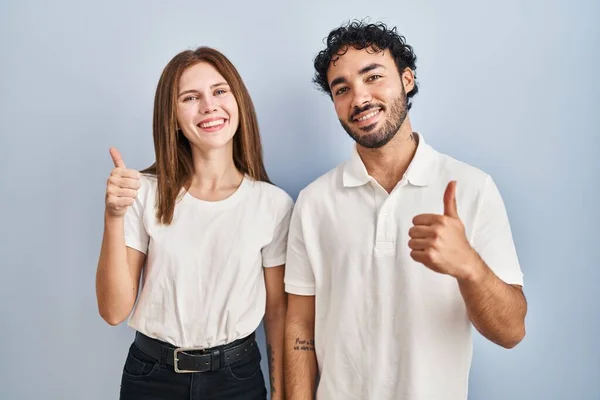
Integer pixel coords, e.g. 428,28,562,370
124,174,293,348
284,133,524,400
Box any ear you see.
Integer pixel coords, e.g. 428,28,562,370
401,67,415,94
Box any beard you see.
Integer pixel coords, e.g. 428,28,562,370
339,88,408,149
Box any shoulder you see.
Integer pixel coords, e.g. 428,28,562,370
135,173,158,205
139,172,158,185
138,173,158,191
294,164,345,208
248,179,294,213
432,149,491,194
429,147,503,215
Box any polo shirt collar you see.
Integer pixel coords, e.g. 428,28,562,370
342,132,437,188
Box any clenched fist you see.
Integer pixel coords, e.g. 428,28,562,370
105,148,141,218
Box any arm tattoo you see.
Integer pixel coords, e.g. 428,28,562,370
293,337,315,351
267,344,275,393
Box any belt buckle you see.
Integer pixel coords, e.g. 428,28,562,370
173,346,206,373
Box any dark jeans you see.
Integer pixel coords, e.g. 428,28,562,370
119,335,267,400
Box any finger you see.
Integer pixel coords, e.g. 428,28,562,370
107,195,135,208
412,213,444,226
410,249,428,264
111,168,141,180
107,187,138,198
408,238,431,251
408,225,437,239
443,180,459,218
109,147,126,168
108,176,141,190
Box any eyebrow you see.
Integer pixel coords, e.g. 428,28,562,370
329,63,386,88
178,82,229,97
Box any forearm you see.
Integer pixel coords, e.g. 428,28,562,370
95,212,136,325
264,306,286,399
458,254,527,348
284,318,317,399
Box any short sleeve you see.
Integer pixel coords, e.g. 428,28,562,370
124,177,150,254
261,193,294,268
472,176,524,286
284,192,316,295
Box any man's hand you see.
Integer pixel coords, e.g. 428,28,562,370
408,180,481,281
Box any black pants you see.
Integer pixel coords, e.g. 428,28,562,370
119,334,267,400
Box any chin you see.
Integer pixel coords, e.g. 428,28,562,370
196,135,235,152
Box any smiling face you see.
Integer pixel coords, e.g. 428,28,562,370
176,62,240,152
327,46,413,149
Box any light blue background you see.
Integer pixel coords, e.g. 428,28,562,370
1,0,598,399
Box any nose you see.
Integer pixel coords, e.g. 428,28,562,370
351,85,372,110
199,96,217,114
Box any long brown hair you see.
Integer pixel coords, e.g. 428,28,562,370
142,46,270,224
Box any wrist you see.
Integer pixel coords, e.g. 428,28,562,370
104,209,125,225
457,249,488,284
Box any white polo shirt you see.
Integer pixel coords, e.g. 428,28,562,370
124,174,293,349
284,133,524,400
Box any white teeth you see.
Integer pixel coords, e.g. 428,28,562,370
199,119,225,128
357,110,380,122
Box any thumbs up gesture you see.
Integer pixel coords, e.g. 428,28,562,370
408,181,478,280
105,148,141,218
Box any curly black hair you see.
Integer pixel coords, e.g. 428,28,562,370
313,20,419,109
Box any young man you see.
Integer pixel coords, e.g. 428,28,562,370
283,21,527,400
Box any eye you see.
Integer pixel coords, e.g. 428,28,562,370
335,87,349,96
214,89,228,96
367,75,382,82
183,96,198,102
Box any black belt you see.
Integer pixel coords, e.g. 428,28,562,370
134,331,256,373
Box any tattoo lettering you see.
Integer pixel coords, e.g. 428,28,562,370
293,337,315,351
267,344,275,393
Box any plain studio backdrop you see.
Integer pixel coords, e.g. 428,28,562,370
1,0,598,399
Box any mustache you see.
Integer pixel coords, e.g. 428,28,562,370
349,103,385,121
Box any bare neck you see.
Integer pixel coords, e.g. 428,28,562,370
357,121,418,193
188,142,243,200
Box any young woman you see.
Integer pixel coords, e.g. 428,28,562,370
95,46,292,400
